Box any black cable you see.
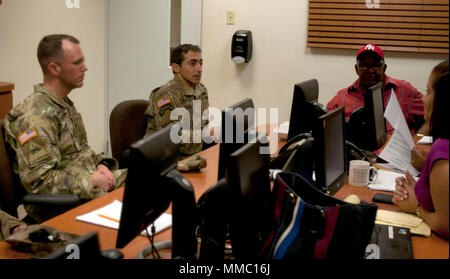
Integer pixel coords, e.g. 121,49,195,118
145,225,161,259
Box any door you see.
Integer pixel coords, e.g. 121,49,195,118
106,0,202,154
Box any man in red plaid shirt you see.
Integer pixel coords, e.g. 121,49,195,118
327,44,427,136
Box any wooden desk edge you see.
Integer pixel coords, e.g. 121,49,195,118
0,82,15,93
1,128,448,259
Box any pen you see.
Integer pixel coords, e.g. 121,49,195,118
98,214,119,223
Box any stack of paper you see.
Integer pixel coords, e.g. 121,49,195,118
376,209,431,237
368,169,402,192
368,169,418,192
416,136,433,145
75,200,172,236
273,121,289,140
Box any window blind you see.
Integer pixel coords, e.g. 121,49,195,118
307,0,449,54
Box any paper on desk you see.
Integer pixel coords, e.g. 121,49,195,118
375,209,431,237
378,91,420,177
375,162,406,173
416,136,433,145
75,200,172,236
368,169,404,192
368,169,419,192
273,121,289,140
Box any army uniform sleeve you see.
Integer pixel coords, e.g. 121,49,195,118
144,97,158,137
145,88,178,137
200,84,210,129
95,154,119,170
5,116,102,200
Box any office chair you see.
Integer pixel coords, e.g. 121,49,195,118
109,99,149,168
0,119,80,221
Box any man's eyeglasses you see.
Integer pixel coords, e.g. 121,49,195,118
357,61,385,71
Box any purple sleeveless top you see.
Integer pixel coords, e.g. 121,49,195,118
414,138,449,212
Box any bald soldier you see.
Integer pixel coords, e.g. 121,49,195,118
145,44,210,160
4,34,126,221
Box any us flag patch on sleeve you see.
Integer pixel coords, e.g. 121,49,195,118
157,96,172,108
18,127,38,145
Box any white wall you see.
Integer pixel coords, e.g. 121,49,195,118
1,0,447,153
181,0,203,46
201,0,448,123
0,0,106,152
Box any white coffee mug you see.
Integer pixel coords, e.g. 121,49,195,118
348,160,378,187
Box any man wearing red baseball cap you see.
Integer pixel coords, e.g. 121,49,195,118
327,44,427,138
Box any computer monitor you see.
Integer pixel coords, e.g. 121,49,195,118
347,82,387,151
197,133,270,259
367,82,388,149
312,106,347,195
287,79,328,140
217,98,255,180
115,124,197,259
226,133,272,259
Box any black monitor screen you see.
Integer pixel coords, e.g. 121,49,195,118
368,83,387,148
313,106,347,195
226,133,272,259
116,123,198,258
347,82,387,151
116,124,178,249
218,98,255,180
287,79,327,140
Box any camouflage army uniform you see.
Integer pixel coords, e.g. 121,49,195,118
145,75,209,158
3,84,127,204
0,210,25,241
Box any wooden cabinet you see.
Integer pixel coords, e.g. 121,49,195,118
0,82,14,119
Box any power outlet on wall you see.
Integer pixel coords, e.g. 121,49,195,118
227,10,235,25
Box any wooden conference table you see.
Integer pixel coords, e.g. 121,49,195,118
0,129,448,259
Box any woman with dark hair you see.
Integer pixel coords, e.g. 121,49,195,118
393,60,449,238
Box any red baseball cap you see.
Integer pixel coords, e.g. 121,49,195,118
356,44,384,61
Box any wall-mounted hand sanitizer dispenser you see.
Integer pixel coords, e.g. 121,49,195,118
231,30,252,64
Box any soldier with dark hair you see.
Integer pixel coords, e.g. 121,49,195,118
145,44,210,161
3,34,126,222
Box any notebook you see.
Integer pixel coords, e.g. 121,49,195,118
375,209,431,237
364,224,413,259
75,200,172,236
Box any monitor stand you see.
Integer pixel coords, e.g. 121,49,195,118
196,178,228,259
136,239,173,259
136,169,198,259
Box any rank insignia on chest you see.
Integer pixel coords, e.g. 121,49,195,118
157,96,172,108
18,127,38,145
30,143,42,154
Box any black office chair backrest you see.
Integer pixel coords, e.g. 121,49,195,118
109,99,149,168
0,119,24,217
1,120,82,222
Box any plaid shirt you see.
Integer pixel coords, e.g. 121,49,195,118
326,75,425,134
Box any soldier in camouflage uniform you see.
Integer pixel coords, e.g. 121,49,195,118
0,210,26,242
145,44,210,159
3,34,126,221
